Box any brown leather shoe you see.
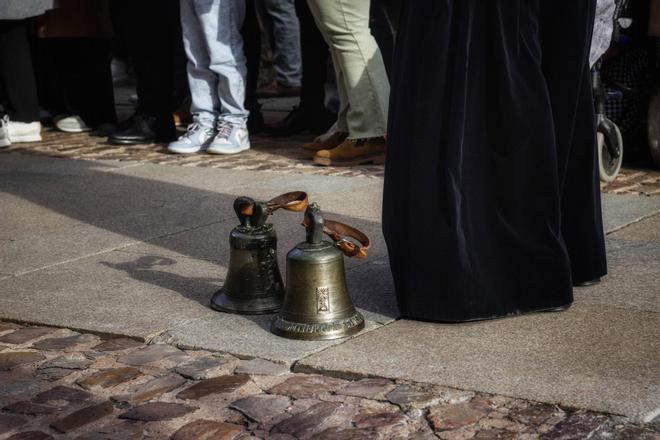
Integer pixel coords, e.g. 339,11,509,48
256,80,301,98
313,137,386,166
302,131,348,156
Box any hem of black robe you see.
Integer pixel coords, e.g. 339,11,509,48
398,302,574,324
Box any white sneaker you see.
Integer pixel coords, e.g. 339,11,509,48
207,121,250,155
55,115,92,133
7,120,42,143
167,122,216,154
0,115,10,148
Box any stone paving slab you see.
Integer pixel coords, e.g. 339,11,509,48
574,213,660,312
0,250,223,339
0,246,386,364
576,243,660,312
296,303,660,421
601,193,660,233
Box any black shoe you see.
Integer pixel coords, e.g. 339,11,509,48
266,106,308,137
108,114,175,145
89,123,118,138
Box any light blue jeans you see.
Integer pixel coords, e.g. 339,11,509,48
180,0,248,127
256,0,302,87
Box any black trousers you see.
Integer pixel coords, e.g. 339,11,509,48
243,0,261,113
109,0,184,118
37,38,116,127
370,0,394,77
383,0,606,322
295,0,329,112
0,20,39,122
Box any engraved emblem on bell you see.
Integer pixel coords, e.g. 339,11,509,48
210,192,309,315
316,287,330,312
272,203,369,340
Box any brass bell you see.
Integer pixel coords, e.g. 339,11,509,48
272,203,369,340
211,192,308,315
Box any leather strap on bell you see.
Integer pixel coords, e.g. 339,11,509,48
266,191,309,213
240,191,308,216
303,218,370,259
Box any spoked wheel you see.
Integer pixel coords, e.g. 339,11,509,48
648,92,660,168
597,119,624,183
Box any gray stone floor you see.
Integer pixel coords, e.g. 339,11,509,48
1,144,659,434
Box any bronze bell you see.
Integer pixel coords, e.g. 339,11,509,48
211,192,308,315
272,203,369,340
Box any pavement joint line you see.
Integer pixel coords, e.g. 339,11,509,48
113,248,221,264
605,209,660,235
142,328,174,345
3,240,145,280
1,217,234,280
0,317,148,341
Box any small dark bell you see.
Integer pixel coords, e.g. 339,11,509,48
210,197,284,314
272,203,365,340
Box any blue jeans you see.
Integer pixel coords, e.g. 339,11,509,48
180,0,248,127
256,0,302,87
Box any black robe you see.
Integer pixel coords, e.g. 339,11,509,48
382,0,607,322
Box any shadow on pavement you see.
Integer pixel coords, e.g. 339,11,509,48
0,153,400,323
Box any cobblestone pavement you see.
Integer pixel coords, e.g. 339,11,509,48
0,130,384,179
0,323,657,440
3,130,660,194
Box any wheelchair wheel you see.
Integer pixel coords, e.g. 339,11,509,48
598,127,623,183
649,92,660,168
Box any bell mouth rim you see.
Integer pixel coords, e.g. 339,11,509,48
270,313,365,341
210,292,283,315
210,302,281,315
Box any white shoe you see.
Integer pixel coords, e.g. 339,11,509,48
207,121,250,155
0,115,10,148
55,115,92,133
7,120,42,143
167,122,216,154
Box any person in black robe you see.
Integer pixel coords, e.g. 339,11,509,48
382,0,607,322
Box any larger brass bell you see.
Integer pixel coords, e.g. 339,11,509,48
211,192,308,315
272,203,369,340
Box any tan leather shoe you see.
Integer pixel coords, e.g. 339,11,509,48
313,137,386,166
302,130,348,154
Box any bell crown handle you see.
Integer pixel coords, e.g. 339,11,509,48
234,197,255,227
304,203,325,244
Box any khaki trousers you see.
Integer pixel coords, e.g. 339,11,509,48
307,0,389,138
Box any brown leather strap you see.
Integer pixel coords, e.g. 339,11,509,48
266,191,309,213
240,191,308,216
303,218,370,259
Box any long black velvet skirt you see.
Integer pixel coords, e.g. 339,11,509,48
382,0,607,322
